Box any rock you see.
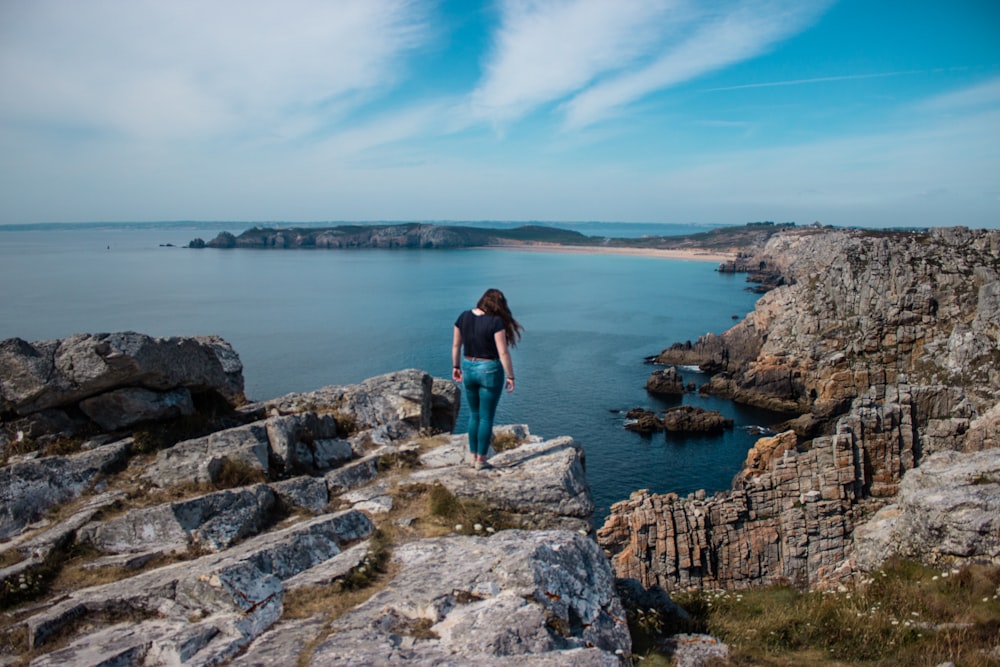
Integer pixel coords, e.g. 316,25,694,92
0,440,131,539
270,476,330,513
854,448,1000,570
254,368,459,437
77,484,278,555
0,332,244,418
624,408,662,434
292,530,631,666
660,406,733,434
658,633,730,667
409,434,595,532
265,412,352,474
79,386,196,431
143,422,272,488
645,367,685,396
23,509,374,658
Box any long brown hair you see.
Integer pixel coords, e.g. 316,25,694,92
477,288,524,347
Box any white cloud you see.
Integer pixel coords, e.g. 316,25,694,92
471,0,682,124
0,0,430,142
471,0,833,130
920,76,1000,113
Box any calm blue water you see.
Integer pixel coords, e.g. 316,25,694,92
0,227,784,520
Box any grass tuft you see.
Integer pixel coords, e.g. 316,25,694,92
663,559,1000,666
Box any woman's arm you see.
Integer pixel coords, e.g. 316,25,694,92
494,329,515,392
452,326,463,382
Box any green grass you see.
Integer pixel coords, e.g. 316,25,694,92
658,559,1000,666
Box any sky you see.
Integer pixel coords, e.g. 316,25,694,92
0,0,998,229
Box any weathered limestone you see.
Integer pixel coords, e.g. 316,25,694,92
24,510,374,664
287,530,631,666
0,332,244,418
0,440,131,539
409,434,595,533
2,336,639,666
77,484,279,555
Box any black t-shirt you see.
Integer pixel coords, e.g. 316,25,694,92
455,310,504,359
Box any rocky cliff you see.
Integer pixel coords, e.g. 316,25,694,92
1,334,637,666
598,226,1000,591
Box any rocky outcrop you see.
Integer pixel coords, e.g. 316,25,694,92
259,530,630,666
623,407,732,435
603,227,1000,592
661,406,732,434
0,332,244,443
1,334,636,665
853,447,1000,570
645,367,685,396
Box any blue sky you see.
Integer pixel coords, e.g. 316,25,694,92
0,0,998,229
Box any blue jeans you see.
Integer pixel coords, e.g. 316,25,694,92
462,358,504,457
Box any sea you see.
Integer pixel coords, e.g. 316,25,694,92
0,223,790,522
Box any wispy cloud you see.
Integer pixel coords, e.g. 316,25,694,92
0,0,431,143
471,0,834,130
920,76,1000,112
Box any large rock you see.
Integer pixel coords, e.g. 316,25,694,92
645,367,685,396
0,332,245,437
853,447,1000,570
409,432,595,532
289,530,631,666
254,368,460,436
660,405,732,434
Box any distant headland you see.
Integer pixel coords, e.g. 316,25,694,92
186,221,799,261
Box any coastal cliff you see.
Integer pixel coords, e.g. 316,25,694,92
598,226,1000,591
1,334,636,666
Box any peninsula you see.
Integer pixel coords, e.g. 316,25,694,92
188,221,795,259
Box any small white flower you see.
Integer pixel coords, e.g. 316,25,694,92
473,523,483,532
454,524,463,532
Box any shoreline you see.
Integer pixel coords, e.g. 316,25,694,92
485,242,734,263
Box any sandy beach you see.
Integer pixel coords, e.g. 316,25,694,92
486,242,735,263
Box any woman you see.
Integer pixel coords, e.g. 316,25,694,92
452,288,523,470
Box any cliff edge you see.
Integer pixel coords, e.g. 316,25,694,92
1,334,632,666
598,226,1000,591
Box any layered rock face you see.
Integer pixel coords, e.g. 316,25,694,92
599,227,1000,591
1,335,632,666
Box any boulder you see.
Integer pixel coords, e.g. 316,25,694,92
645,367,685,396
408,434,595,532
624,408,662,434
660,406,733,434
0,332,244,418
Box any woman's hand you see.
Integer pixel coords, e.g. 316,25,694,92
505,376,515,392
452,366,462,383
